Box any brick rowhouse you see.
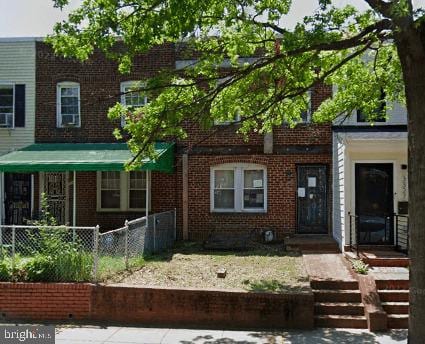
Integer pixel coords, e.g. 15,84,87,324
35,41,333,237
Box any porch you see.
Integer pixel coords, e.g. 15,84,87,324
0,142,174,228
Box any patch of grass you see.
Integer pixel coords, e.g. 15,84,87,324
97,255,145,281
110,243,309,292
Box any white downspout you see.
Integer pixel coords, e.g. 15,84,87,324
73,171,76,226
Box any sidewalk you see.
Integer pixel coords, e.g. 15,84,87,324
56,326,408,343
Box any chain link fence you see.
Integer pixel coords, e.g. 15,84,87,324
0,209,176,282
97,210,176,280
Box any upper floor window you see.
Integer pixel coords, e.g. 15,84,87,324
0,83,25,129
357,90,386,123
300,90,312,123
57,82,80,128
214,77,241,125
211,163,267,213
0,84,14,128
120,81,148,126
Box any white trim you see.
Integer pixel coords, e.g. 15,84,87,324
30,174,34,219
0,172,3,224
0,82,15,129
300,90,312,123
73,171,76,227
350,160,397,245
56,81,81,128
210,163,267,213
120,81,147,127
97,171,151,212
0,37,43,43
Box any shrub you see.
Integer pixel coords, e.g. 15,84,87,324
8,193,95,282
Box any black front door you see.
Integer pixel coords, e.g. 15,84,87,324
4,173,32,225
355,163,393,245
297,165,328,234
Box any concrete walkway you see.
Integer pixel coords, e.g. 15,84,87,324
56,326,408,343
302,253,356,281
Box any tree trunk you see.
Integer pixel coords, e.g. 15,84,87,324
395,25,425,343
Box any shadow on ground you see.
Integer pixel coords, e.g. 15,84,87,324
177,328,408,344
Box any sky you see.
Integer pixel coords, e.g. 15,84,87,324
0,0,424,38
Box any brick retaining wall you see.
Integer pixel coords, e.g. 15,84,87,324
0,283,91,321
0,283,314,329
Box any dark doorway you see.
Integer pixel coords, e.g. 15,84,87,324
4,173,32,225
297,165,328,234
355,163,394,245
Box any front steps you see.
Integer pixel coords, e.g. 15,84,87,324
376,279,409,329
312,280,367,328
361,250,409,268
285,236,340,253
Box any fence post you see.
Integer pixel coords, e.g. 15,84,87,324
93,225,99,282
124,220,129,269
0,225,3,252
153,214,157,253
11,225,15,278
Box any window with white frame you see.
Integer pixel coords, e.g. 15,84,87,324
120,81,148,126
97,171,149,211
300,90,312,123
0,84,14,128
100,171,121,209
211,163,267,212
128,171,147,209
57,82,80,127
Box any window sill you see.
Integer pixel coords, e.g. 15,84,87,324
211,210,267,215
97,209,149,213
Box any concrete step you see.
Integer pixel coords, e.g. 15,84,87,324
375,279,409,290
378,290,409,302
314,302,364,316
315,315,367,329
387,314,409,329
311,280,358,290
362,257,410,268
381,302,409,314
314,290,362,303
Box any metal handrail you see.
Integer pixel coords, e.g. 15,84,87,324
394,213,409,254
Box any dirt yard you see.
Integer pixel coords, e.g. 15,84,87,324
107,243,309,292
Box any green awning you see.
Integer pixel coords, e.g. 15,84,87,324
0,142,174,173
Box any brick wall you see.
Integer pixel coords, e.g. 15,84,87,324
179,153,331,241
0,283,314,329
32,171,176,231
35,42,175,143
91,285,314,329
34,42,333,237
0,283,91,321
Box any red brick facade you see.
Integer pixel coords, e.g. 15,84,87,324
0,283,91,321
0,282,314,329
34,41,333,237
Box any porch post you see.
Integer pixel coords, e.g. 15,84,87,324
145,171,150,219
73,171,76,227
